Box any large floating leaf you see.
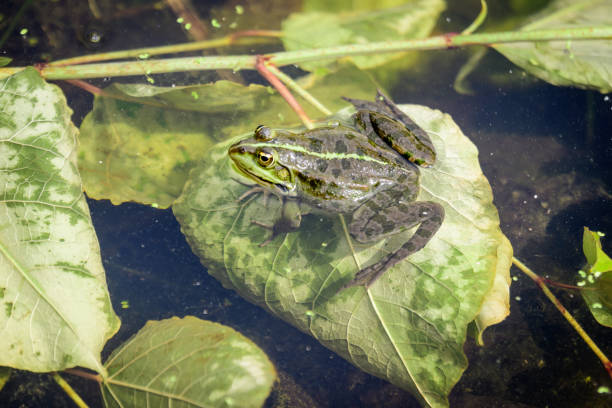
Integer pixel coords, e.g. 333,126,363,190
0,68,120,373
494,0,612,93
281,0,445,70
78,63,378,208
580,227,612,327
101,316,276,408
173,104,512,407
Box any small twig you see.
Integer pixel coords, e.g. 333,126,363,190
541,277,596,291
52,372,90,408
255,55,312,128
165,0,208,41
512,256,612,380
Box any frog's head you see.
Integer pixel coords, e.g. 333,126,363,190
229,125,297,196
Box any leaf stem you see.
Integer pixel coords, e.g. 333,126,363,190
2,26,610,80
512,256,612,380
52,372,89,408
255,56,312,128
64,368,103,383
49,30,282,67
265,64,332,116
462,0,488,35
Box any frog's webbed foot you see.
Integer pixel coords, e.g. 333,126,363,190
340,201,444,291
251,220,279,247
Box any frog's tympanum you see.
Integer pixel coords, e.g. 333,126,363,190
228,91,445,290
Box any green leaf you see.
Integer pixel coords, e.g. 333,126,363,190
78,63,378,208
0,57,12,67
580,227,612,327
583,226,599,266
494,0,612,93
0,67,120,373
173,104,512,407
101,316,276,408
281,0,445,70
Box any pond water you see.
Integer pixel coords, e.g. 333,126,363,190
0,0,611,407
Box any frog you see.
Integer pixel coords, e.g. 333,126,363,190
228,90,444,290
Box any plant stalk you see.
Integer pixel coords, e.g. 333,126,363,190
512,257,612,380
2,26,610,80
52,373,89,408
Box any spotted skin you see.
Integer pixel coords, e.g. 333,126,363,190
228,90,444,290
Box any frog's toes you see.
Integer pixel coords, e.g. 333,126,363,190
237,186,273,206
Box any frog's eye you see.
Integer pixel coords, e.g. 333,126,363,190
257,150,274,167
254,125,272,140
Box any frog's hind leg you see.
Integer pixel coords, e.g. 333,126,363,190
374,90,436,156
353,110,392,150
343,200,444,290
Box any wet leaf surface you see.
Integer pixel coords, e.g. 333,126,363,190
581,227,612,327
494,0,612,93
0,68,119,373
102,316,276,408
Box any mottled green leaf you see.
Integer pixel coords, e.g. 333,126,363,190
0,57,11,68
281,0,445,70
580,227,612,327
101,316,276,408
494,0,612,93
173,104,512,407
0,68,120,373
78,63,377,208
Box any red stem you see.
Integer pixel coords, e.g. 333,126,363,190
254,55,311,126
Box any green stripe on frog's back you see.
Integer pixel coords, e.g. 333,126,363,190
246,141,387,165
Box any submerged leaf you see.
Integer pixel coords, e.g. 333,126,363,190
494,0,612,93
101,316,276,408
281,0,445,70
173,103,511,407
0,68,120,373
78,63,377,208
580,227,612,327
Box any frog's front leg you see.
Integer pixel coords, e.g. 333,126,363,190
252,199,302,246
343,200,444,289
